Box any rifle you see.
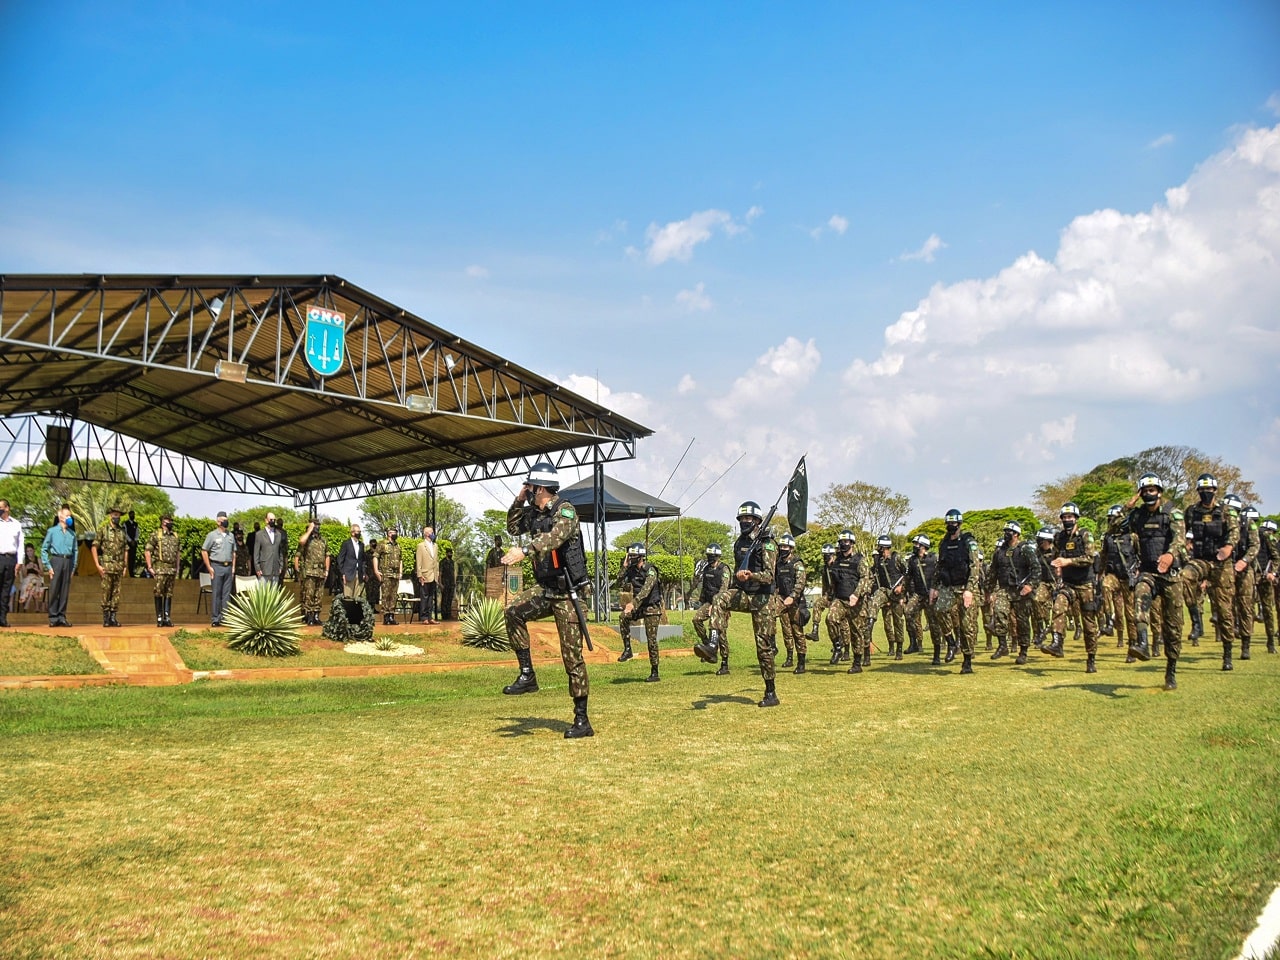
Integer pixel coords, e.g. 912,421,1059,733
551,550,593,651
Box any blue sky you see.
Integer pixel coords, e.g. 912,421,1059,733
2,2,1279,528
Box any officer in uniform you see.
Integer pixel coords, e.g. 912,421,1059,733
929,509,981,674
1100,505,1140,657
500,461,595,738
867,535,908,660
808,543,838,659
91,505,128,627
1122,474,1186,690
690,544,730,662
1032,527,1057,648
903,535,936,658
1047,503,1101,672
986,522,1023,660
1007,524,1042,665
1257,519,1278,655
772,533,808,673
1181,473,1240,670
1227,498,1259,660
616,543,664,682
708,501,780,707
826,529,871,672
373,527,404,625
1183,531,1205,645
295,519,331,626
144,514,182,626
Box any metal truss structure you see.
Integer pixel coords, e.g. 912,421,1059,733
0,275,650,508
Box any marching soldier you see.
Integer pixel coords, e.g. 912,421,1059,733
708,501,780,706
373,526,404,625
986,522,1023,660
91,505,128,627
1181,473,1240,670
1183,531,1205,645
1046,503,1101,672
1008,524,1042,665
1032,526,1057,648
500,460,596,738
1100,505,1142,659
773,533,808,673
1229,499,1259,660
1257,519,1278,655
616,543,664,682
827,529,871,673
1122,473,1187,690
929,509,981,674
690,544,730,662
903,535,936,658
144,514,182,627
296,519,331,626
808,543,839,660
867,534,908,660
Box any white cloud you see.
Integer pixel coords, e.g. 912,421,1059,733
677,374,696,394
643,207,758,264
676,281,713,312
709,337,821,419
828,214,849,235
1147,133,1175,149
1014,415,1078,463
555,374,652,424
1267,92,1280,117
595,219,629,244
899,233,946,262
464,264,489,279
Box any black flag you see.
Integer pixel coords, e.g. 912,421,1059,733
787,456,808,536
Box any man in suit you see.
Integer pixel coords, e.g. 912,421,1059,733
253,512,289,586
415,525,440,623
337,524,366,599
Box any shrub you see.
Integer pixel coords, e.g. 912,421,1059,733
322,596,377,644
223,583,303,657
461,597,510,651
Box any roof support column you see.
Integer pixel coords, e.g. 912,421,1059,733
592,452,607,623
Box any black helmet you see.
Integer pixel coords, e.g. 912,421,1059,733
911,534,931,549
1004,521,1022,536
838,528,855,544
1136,473,1163,492
1036,526,1055,542
1107,504,1124,519
1059,502,1081,519
821,543,837,555
736,500,762,520
626,542,646,557
705,543,723,557
778,533,796,548
944,509,962,524
1243,505,1259,521
876,534,893,549
1223,493,1243,512
525,459,559,491
1196,473,1218,491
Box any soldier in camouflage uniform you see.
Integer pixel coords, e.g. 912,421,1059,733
500,461,596,738
929,509,981,674
1181,473,1241,670
1183,531,1205,644
866,535,908,660
144,514,182,627
1046,502,1101,672
708,500,780,707
1227,499,1259,660
903,535,936,658
296,519,331,626
986,522,1024,660
616,543,664,681
807,543,838,660
1122,474,1186,690
1008,524,1042,665
373,527,404,625
772,533,808,673
827,529,871,672
1032,527,1057,648
1100,505,1140,657
690,544,730,659
1257,519,1278,655
91,505,128,627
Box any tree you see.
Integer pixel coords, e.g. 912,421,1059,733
608,516,732,556
0,459,175,531
360,491,475,554
908,507,1041,557
814,481,911,557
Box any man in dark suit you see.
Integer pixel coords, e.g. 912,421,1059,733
253,511,289,586
336,524,366,599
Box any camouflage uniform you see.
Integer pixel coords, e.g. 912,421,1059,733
1099,524,1140,649
826,547,871,670
986,539,1020,656
1033,537,1057,646
1231,511,1259,656
867,549,908,658
93,517,128,623
298,529,330,623
1123,498,1187,686
145,526,182,626
709,534,778,679
689,558,730,643
1050,525,1100,666
505,495,590,699
1257,525,1278,654
773,549,808,667
617,558,663,675
903,548,937,657
374,536,404,618
809,551,838,658
930,530,981,668
1009,539,1042,663
1182,496,1240,666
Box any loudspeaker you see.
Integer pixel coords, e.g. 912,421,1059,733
46,425,72,467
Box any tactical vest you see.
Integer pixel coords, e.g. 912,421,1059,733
1257,531,1276,572
624,561,661,611
1053,528,1094,586
1188,502,1228,560
733,532,773,595
828,552,863,601
1037,546,1056,584
936,533,973,588
991,543,1017,590
530,499,588,589
1239,519,1253,562
1130,503,1177,574
907,553,934,597
1102,532,1137,579
699,562,729,605
775,554,802,598
874,552,904,591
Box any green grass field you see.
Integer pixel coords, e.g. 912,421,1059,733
1,621,1277,959
0,631,105,676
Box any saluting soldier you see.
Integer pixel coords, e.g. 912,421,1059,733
296,519,331,626
92,505,128,627
373,526,404,625
1181,473,1240,670
1047,502,1101,673
708,501,781,707
144,514,182,626
615,543,664,682
773,533,808,673
827,529,871,673
500,461,596,738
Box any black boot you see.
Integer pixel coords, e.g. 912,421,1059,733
959,653,973,674
944,635,957,663
692,630,719,664
1034,626,1048,650
829,645,841,666
931,642,942,666
564,695,594,738
1044,632,1065,658
1268,637,1277,654
1240,638,1251,661
758,679,779,708
645,662,660,683
1073,622,1083,642
847,653,863,674
1152,637,1163,658
781,649,794,669
905,635,921,655
992,640,1009,660
104,611,111,627
1085,653,1097,674
1189,606,1203,644
794,653,806,675
163,597,173,627
716,656,729,676
503,648,539,694
388,613,398,626
1164,658,1177,691
1015,645,1028,665
862,646,871,667
618,638,635,663
894,642,903,661
1128,624,1151,662
1222,642,1233,671
154,597,164,627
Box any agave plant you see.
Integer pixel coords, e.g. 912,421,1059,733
373,635,397,651
224,582,303,657
461,597,510,651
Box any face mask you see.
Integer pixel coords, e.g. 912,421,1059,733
0,507,8,517
65,517,74,530
162,522,173,531
428,533,436,542
1199,490,1215,506
739,520,756,535
945,522,960,535
1061,518,1075,530
389,533,397,541
111,516,121,526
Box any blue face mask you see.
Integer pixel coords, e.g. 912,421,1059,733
428,533,436,542
65,517,75,530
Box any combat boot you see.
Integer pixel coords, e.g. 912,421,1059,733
944,636,957,663
1015,645,1028,665
959,654,973,675
1240,639,1251,661
104,611,111,627
692,629,719,664
847,658,862,674
1085,654,1097,674
108,610,121,628
758,679,780,708
1163,659,1178,691
992,640,1009,660
931,642,942,666
894,642,903,661
794,653,807,675
828,646,841,666
618,637,634,662
1128,625,1150,662
154,597,164,627
1222,642,1233,671
1034,626,1048,650
162,597,173,627
502,648,539,695
564,696,594,738
387,613,398,626
1073,622,1082,642
862,646,871,667
1188,606,1203,644
645,664,660,683
1044,633,1065,658
716,656,729,676
905,635,921,655
1101,615,1114,637
1152,637,1163,658
1268,637,1277,654
781,649,794,669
